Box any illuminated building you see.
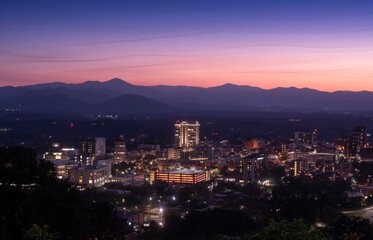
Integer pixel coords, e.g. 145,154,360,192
50,160,77,179
95,137,106,157
242,139,265,149
80,138,94,156
352,126,367,154
294,132,315,146
237,158,250,184
287,151,338,162
185,158,210,169
155,148,178,160
43,151,70,161
157,160,179,170
193,145,209,158
236,156,263,184
174,121,200,148
80,137,95,164
111,174,145,186
43,143,78,161
149,169,209,184
113,135,126,164
180,148,194,161
294,158,306,176
334,137,351,156
281,144,288,154
69,165,110,189
95,158,112,175
69,158,111,188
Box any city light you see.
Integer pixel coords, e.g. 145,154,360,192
2,1,373,239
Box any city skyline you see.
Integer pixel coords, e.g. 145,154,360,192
2,0,373,91
2,1,373,239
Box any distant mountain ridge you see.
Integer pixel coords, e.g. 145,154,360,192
1,78,373,115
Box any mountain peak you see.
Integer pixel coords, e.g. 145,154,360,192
221,83,238,87
105,78,132,85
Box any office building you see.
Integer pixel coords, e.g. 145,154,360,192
43,151,70,161
80,138,94,156
155,148,178,160
287,151,338,162
352,126,367,154
69,165,110,188
80,137,95,164
111,174,145,186
50,160,77,179
95,137,106,157
294,158,307,176
236,156,262,184
43,143,78,161
149,169,209,184
113,135,127,164
294,132,315,146
174,121,200,148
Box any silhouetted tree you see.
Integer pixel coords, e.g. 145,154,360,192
251,219,327,240
324,216,373,240
23,224,59,240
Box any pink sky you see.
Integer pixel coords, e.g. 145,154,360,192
2,38,373,92
1,1,373,92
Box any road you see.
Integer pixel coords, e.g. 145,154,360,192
342,206,373,220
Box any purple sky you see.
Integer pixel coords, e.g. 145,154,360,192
1,0,373,91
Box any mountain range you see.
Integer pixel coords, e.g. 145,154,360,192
1,78,373,116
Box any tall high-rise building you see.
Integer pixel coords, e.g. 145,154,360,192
236,156,261,184
80,137,96,165
95,137,106,157
352,126,367,154
294,132,315,146
113,135,127,164
294,158,305,176
174,121,200,148
80,138,94,156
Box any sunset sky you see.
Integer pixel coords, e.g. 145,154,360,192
1,0,373,91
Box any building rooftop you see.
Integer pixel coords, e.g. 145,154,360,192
158,169,205,175
77,165,109,170
50,160,75,165
115,173,144,177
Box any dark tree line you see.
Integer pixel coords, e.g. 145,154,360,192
0,146,127,240
270,175,351,224
146,209,258,240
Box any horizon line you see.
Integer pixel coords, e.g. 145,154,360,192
1,78,372,93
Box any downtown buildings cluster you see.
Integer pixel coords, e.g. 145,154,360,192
38,120,373,230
